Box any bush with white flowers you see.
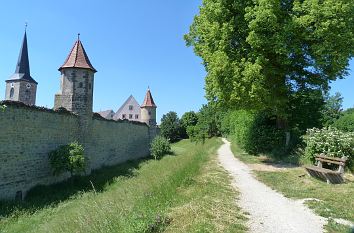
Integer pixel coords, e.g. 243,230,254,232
303,127,354,171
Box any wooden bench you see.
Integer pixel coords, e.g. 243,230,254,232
304,154,348,184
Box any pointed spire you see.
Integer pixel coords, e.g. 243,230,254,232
141,87,157,108
8,29,37,84
59,35,97,72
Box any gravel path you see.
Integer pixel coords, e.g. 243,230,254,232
218,138,326,233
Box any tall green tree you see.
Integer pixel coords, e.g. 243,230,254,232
196,104,222,138
321,92,344,126
160,111,182,142
180,111,198,138
186,0,354,118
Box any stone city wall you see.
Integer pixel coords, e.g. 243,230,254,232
0,102,151,200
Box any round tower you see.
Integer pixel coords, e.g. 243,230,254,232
54,35,97,117
140,88,157,126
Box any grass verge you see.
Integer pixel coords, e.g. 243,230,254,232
0,138,246,233
229,139,354,233
165,141,247,232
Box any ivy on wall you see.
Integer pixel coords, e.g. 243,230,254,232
0,105,6,112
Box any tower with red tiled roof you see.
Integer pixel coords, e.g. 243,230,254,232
54,35,96,118
140,87,157,126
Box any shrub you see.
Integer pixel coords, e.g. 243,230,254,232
49,142,87,176
0,104,6,112
150,136,171,160
303,128,354,171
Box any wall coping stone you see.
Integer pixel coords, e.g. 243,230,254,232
0,100,78,117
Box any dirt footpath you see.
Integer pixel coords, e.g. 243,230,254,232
218,138,326,233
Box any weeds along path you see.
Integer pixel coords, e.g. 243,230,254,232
218,138,326,233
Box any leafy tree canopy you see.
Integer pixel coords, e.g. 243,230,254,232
180,111,199,138
196,104,222,138
160,111,182,142
321,92,343,126
186,0,354,117
333,108,354,132
181,111,198,128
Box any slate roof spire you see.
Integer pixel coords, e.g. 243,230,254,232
59,34,97,72
141,87,157,108
8,28,38,84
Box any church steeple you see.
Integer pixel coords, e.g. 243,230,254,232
5,29,38,105
10,30,37,84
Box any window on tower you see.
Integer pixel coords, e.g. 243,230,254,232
10,88,14,99
25,90,30,100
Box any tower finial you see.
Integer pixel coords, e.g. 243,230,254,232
78,33,80,41
25,22,28,32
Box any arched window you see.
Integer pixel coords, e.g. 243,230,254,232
10,88,14,99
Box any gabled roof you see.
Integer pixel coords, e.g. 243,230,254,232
7,31,37,84
141,88,156,108
59,37,96,72
113,95,140,120
97,110,115,119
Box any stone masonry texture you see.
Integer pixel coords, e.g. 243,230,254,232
0,103,152,200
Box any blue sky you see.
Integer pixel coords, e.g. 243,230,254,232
0,1,353,122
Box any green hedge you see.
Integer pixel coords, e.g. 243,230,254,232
222,110,285,155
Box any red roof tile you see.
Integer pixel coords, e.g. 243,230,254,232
141,88,156,108
59,39,96,72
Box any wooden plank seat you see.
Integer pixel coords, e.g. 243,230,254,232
304,154,348,184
